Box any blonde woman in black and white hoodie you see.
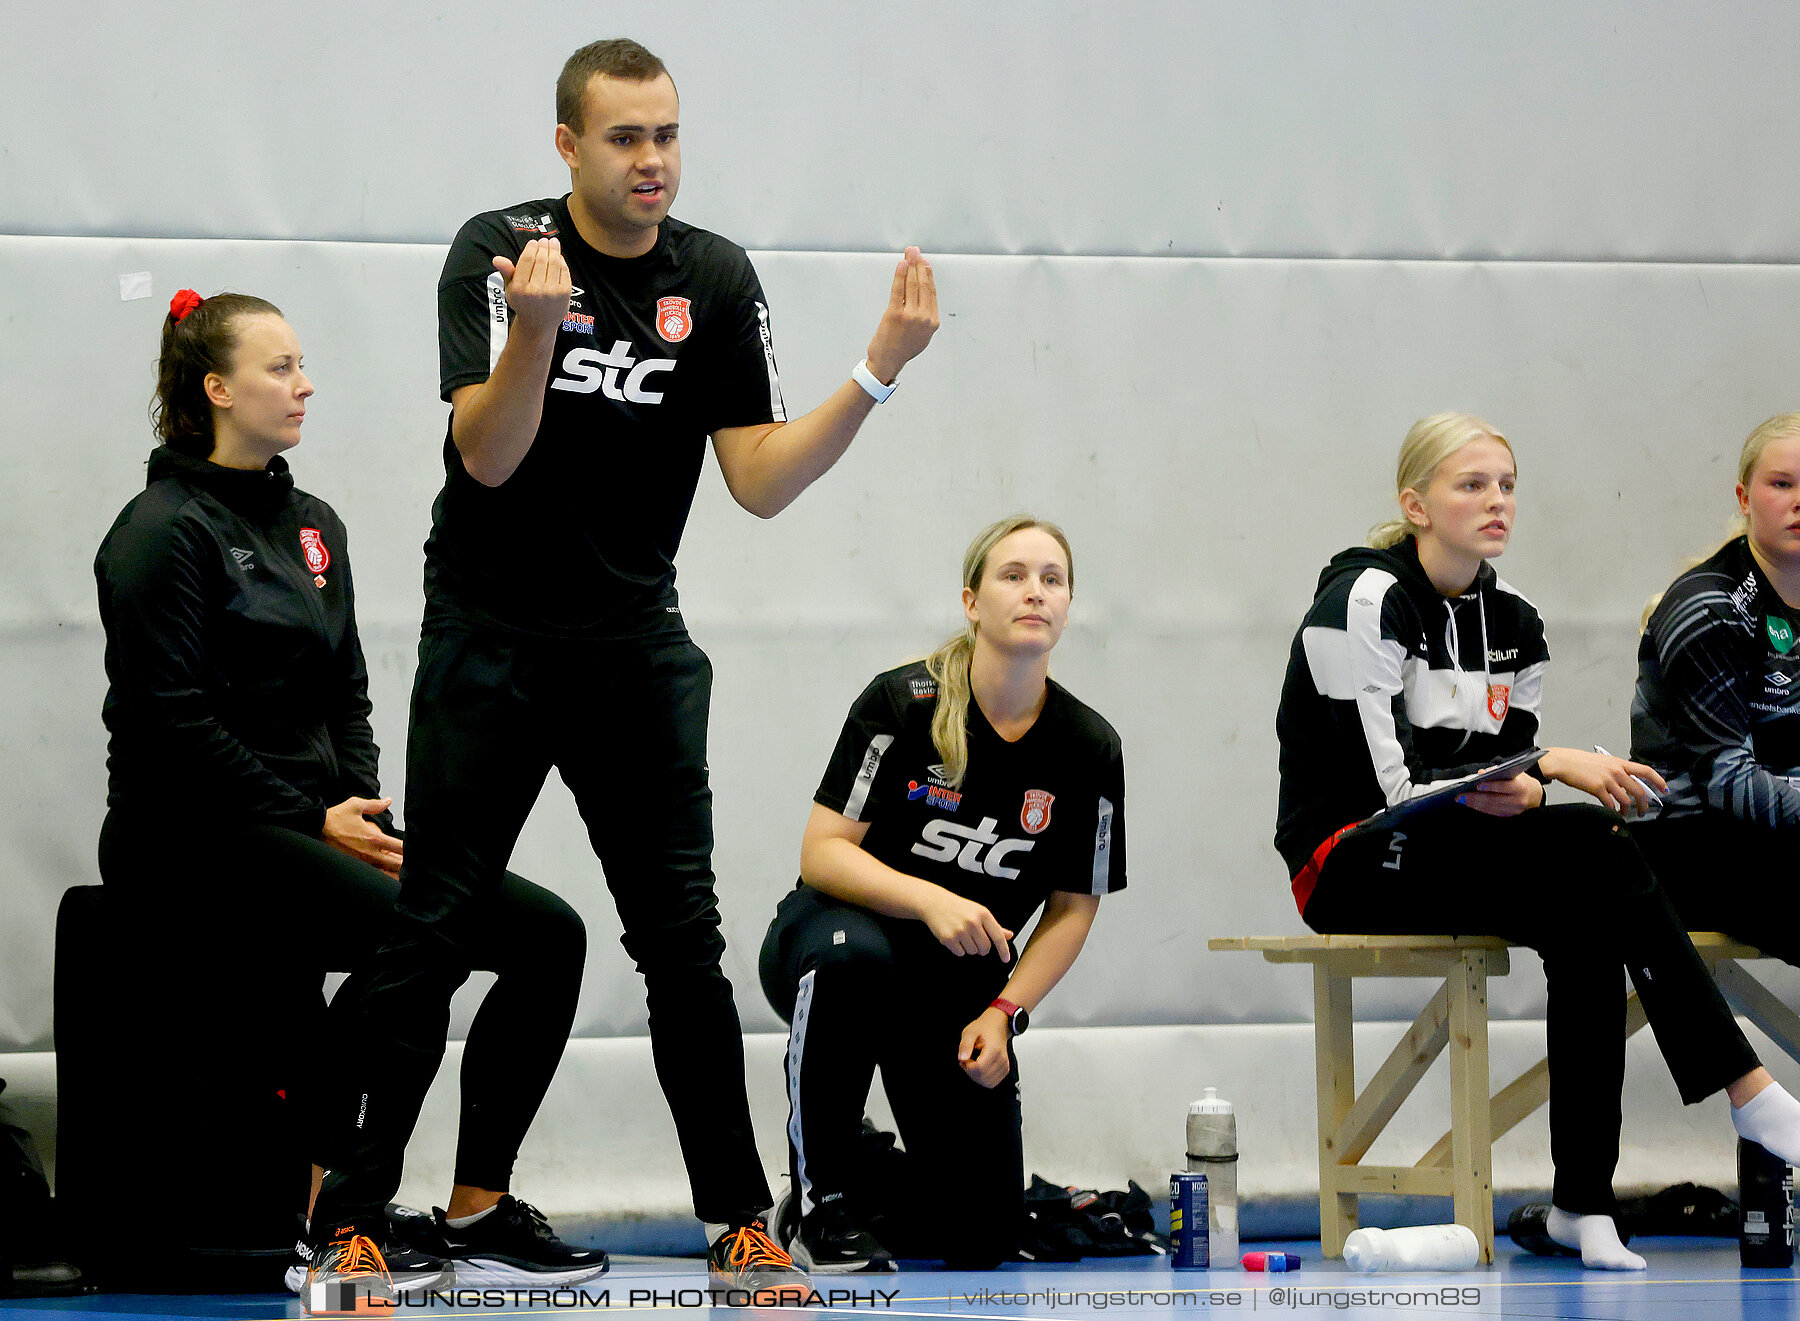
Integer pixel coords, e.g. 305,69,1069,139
1274,412,1800,1270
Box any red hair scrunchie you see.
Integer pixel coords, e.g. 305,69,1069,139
169,288,204,322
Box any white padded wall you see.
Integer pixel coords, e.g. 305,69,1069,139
10,237,1800,1048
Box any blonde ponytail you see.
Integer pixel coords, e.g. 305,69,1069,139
1367,517,1413,550
925,630,977,789
926,515,1074,788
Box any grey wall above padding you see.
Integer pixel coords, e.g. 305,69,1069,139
9,2,1800,261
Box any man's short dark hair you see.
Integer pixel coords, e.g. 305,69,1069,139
557,39,671,133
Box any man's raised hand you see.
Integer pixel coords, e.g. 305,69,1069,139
863,247,940,385
491,238,572,338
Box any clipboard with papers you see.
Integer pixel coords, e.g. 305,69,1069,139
1353,747,1546,834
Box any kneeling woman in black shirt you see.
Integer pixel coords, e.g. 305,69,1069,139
761,516,1126,1272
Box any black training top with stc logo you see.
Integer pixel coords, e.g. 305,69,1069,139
811,660,1127,947
1634,535,1800,826
429,196,786,639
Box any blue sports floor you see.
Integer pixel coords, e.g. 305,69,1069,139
3,1242,1797,1320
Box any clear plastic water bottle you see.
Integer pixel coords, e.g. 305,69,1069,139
1187,1088,1238,1268
1739,1138,1795,1267
1342,1224,1480,1272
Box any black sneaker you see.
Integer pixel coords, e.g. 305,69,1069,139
708,1217,814,1303
1506,1202,1583,1258
299,1217,397,1316
433,1195,608,1287
773,1184,800,1252
287,1205,454,1297
791,1194,896,1274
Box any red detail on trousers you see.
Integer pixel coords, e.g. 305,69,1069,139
1291,820,1360,916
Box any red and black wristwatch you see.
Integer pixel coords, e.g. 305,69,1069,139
991,996,1029,1037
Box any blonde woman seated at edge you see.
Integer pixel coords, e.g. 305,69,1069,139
1634,413,1800,961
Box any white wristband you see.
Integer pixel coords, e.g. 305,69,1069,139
852,359,897,403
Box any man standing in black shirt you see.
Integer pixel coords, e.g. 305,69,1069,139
303,36,938,1314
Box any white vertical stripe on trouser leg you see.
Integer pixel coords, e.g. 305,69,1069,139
786,969,818,1218
486,271,509,373
1090,796,1114,894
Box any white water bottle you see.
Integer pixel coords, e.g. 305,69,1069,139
1186,1088,1238,1268
1342,1224,1480,1272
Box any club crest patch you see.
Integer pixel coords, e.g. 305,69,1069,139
299,528,330,575
1021,789,1054,835
655,296,693,343
1487,683,1510,721
1768,616,1796,655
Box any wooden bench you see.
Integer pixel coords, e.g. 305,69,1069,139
1209,932,1800,1263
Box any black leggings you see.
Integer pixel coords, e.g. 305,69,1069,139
1302,802,1758,1215
315,624,771,1229
759,886,1023,1267
98,808,584,1194
1635,814,1800,964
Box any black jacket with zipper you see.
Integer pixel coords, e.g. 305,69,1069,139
95,447,381,835
1273,537,1550,876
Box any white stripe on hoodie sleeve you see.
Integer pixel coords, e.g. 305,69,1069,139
1340,567,1469,806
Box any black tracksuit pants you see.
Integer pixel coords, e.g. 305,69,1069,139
1302,802,1759,1215
315,623,772,1228
98,809,582,1196
759,885,1023,1267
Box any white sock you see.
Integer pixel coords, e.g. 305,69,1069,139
704,1221,730,1246
1732,1081,1800,1166
445,1204,498,1229
1546,1207,1646,1271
